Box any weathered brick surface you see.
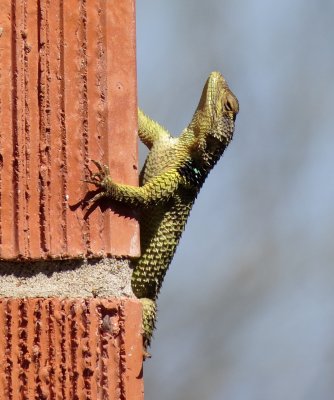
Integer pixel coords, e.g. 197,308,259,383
0,298,144,400
0,0,139,260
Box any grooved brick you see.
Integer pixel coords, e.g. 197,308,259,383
0,0,140,260
0,297,144,400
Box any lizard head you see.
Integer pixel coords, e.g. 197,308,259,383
188,71,239,159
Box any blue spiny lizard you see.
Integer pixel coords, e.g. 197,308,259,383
86,72,239,356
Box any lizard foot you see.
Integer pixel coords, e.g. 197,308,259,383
84,160,113,202
143,349,152,360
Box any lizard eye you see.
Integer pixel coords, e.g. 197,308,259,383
225,98,233,111
224,92,239,113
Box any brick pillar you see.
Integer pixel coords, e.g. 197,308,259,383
0,1,143,399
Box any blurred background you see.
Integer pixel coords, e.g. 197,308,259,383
136,1,334,399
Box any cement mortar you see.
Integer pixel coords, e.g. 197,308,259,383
0,258,134,298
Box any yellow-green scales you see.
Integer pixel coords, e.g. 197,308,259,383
87,72,239,354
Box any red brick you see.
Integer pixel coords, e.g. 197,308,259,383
0,297,144,400
0,0,140,260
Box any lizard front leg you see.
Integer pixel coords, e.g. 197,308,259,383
86,160,184,207
138,109,171,149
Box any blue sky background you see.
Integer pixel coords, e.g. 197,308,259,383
136,1,334,399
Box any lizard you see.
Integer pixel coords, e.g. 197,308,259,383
86,71,239,356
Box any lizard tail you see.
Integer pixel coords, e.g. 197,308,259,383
140,298,157,356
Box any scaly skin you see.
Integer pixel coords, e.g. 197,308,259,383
86,72,239,354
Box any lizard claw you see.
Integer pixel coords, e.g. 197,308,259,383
91,160,110,176
143,349,152,360
84,160,113,201
88,191,108,203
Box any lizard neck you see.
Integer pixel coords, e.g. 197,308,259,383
177,117,233,188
